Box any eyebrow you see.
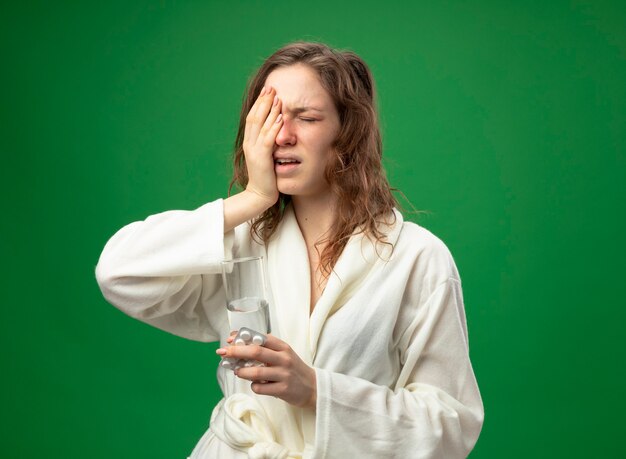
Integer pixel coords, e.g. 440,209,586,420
284,106,324,114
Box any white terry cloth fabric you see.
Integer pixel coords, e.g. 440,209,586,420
95,199,484,459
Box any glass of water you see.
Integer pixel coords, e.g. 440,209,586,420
221,256,271,334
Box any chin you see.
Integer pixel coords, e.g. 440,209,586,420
277,187,300,197
276,180,300,196
278,179,332,199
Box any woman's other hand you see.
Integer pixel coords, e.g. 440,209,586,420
217,334,317,410
242,86,283,207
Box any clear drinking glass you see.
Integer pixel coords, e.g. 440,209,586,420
220,256,271,333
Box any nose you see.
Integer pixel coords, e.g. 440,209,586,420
275,116,296,147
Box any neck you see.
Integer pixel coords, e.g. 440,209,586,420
291,192,337,247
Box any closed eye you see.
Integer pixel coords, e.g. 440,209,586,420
299,118,317,122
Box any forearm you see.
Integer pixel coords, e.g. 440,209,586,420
223,189,275,233
314,368,483,458
95,199,232,340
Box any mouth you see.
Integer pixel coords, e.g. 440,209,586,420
274,158,301,165
274,157,301,174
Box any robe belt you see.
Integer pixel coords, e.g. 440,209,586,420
209,394,303,459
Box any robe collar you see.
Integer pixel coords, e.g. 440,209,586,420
267,204,404,364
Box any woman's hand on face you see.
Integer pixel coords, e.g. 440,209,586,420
242,86,284,207
217,334,317,410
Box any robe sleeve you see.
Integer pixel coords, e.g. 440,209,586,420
94,199,236,342
313,278,484,458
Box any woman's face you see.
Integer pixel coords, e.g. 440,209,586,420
264,64,341,199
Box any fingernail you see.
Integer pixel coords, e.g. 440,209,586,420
275,114,283,123
216,348,226,355
273,95,278,106
260,86,267,96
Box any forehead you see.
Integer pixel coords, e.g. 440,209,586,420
265,64,333,112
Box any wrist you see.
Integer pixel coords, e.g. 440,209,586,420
243,187,278,211
223,189,275,233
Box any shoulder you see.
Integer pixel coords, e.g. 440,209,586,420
397,220,450,254
393,218,461,283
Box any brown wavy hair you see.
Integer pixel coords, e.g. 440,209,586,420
230,41,398,278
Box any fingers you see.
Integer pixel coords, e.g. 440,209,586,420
218,334,315,408
250,381,287,397
218,343,283,367
225,330,238,344
235,365,286,383
218,335,289,360
261,334,290,352
240,85,283,204
260,96,283,147
247,86,268,119
246,86,278,144
243,86,269,144
250,86,274,123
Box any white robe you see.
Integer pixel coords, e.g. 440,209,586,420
95,199,484,458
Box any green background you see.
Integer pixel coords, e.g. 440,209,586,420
2,1,624,457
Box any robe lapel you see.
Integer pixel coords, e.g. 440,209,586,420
309,209,404,361
267,206,404,365
267,204,313,364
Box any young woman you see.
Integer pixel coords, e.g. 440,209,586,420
96,41,484,458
